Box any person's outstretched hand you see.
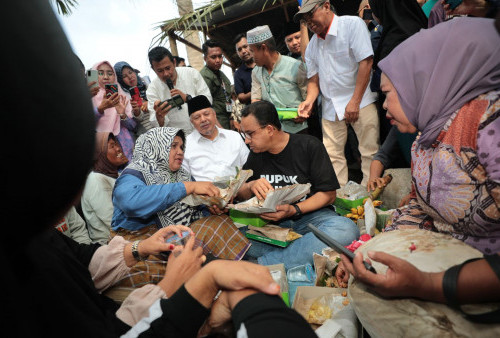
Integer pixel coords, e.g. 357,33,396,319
260,204,296,222
88,81,100,97
367,176,386,192
157,235,205,297
185,260,281,309
335,259,349,288
249,178,274,201
184,181,220,197
342,251,428,299
298,100,313,119
200,289,260,336
140,225,194,256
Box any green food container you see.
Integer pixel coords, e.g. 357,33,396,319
281,291,290,307
229,209,269,227
276,108,298,120
245,232,290,248
333,196,366,211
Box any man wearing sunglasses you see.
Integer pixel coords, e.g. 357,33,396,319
236,101,359,269
297,0,379,188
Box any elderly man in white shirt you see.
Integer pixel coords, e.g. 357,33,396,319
147,47,212,134
183,95,250,182
297,0,379,187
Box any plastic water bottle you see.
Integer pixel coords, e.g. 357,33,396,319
287,263,314,282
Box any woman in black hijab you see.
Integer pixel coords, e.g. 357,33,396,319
367,0,427,142
369,0,428,68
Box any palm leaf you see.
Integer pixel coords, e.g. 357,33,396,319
52,0,79,16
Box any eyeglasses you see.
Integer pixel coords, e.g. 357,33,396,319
303,1,325,23
239,126,266,140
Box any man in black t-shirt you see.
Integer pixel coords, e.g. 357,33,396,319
237,101,359,269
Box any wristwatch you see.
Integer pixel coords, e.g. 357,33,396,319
132,240,147,261
292,204,303,218
185,94,192,102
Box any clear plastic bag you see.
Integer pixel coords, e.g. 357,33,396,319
307,293,347,325
339,181,369,200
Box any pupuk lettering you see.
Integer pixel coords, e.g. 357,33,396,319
262,175,298,185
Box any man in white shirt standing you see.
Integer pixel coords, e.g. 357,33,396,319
297,0,379,187
146,47,212,134
183,95,249,182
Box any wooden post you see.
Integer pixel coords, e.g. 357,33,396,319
168,32,179,56
177,0,204,70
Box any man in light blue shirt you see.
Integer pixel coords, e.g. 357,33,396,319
247,25,309,134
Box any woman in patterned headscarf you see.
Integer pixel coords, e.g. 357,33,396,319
111,127,250,289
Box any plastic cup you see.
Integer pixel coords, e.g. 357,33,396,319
287,263,314,282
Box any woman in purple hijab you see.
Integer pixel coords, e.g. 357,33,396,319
380,17,500,256
337,17,500,322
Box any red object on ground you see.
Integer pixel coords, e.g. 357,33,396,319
345,234,372,252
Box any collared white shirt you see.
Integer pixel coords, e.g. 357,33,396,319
182,126,250,182
305,14,377,121
146,67,213,134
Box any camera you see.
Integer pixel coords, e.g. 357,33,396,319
161,94,185,109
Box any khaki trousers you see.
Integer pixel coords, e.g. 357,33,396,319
322,103,379,187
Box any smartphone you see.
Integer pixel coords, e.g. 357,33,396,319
444,0,463,9
86,69,98,89
166,230,192,246
307,223,377,273
362,8,373,20
105,84,118,98
159,231,192,260
161,94,184,109
130,86,143,106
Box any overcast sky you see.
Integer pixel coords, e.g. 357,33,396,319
51,0,234,83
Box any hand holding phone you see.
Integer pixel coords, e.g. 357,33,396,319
362,8,373,20
86,69,99,89
166,231,192,247
130,86,143,106
105,84,118,98
160,94,184,110
160,231,192,259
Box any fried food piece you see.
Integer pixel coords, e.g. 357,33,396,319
307,301,332,324
286,230,302,241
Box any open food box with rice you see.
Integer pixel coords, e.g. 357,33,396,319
293,286,360,336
